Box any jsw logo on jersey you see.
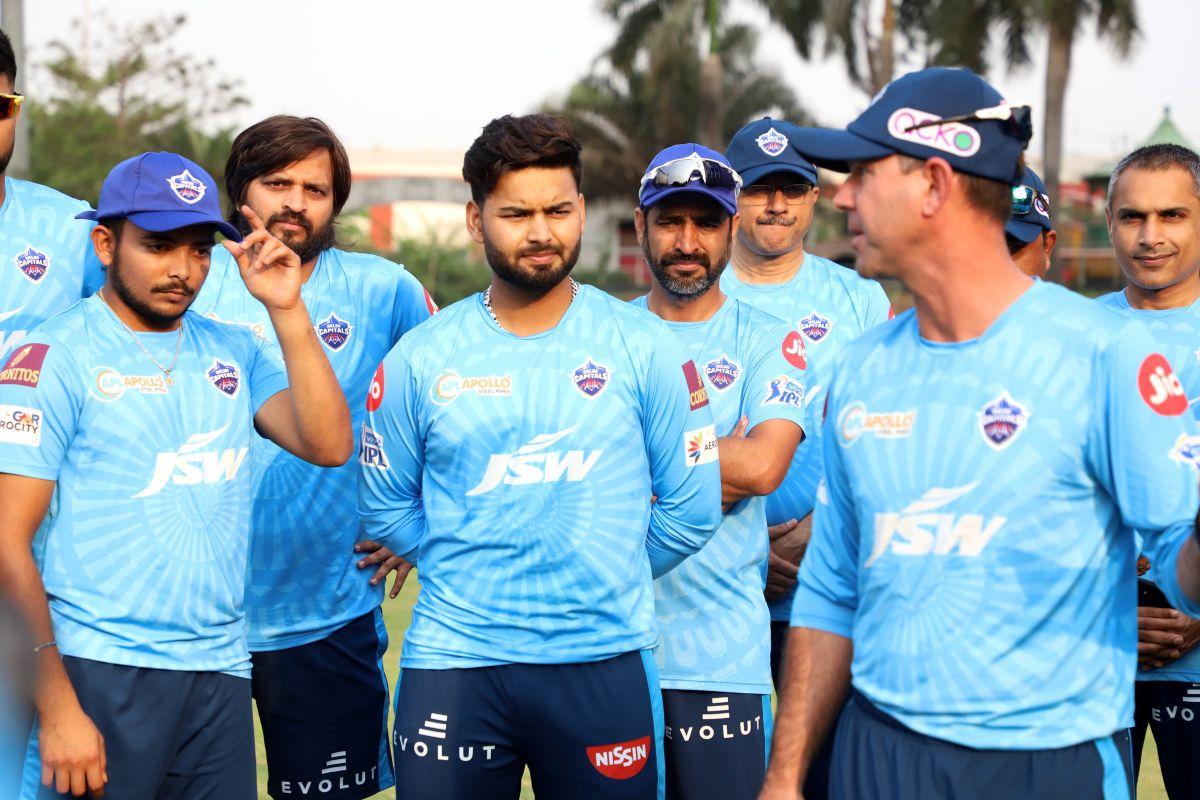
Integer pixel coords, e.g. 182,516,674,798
133,424,248,498
865,482,1006,567
466,425,602,496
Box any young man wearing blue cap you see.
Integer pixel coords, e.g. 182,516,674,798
1097,142,1200,800
359,115,722,800
722,118,890,690
1005,166,1057,277
759,67,1200,800
0,27,105,360
0,151,353,799
191,116,433,800
630,143,808,799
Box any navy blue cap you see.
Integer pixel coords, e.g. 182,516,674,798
638,143,739,216
726,117,818,187
787,67,1031,184
77,152,240,240
1005,166,1052,245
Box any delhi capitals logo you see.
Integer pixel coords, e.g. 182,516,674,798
572,358,610,397
704,355,741,391
206,359,240,397
316,312,353,351
14,246,50,282
167,169,206,205
978,392,1028,450
798,311,832,343
756,127,788,157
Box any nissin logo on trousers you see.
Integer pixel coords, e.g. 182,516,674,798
866,482,1006,567
587,736,651,779
467,426,602,496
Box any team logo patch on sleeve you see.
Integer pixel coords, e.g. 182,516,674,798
0,343,49,387
0,404,42,446
1139,353,1188,416
684,424,719,466
978,392,1028,449
586,735,651,780
359,425,389,469
782,331,808,370
205,359,241,397
798,312,832,343
755,127,788,156
366,364,385,412
704,355,741,391
763,375,805,408
572,358,611,397
682,360,709,410
167,169,206,204
1169,434,1200,470
14,246,50,283
316,312,353,351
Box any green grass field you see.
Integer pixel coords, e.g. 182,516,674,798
253,578,1169,799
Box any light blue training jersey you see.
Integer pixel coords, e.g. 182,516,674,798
632,295,809,694
0,177,105,357
358,284,723,669
793,280,1200,749
0,295,288,676
1097,289,1200,683
193,247,433,650
720,253,890,620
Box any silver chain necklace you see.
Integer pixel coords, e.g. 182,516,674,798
98,287,185,386
483,279,579,328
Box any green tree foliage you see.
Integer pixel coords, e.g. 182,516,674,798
27,13,248,206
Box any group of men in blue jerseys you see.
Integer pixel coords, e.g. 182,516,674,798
1,17,1200,800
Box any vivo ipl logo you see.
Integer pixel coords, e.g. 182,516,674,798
887,108,981,157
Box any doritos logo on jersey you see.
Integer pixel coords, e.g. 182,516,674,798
14,246,50,283
682,360,709,410
684,424,719,467
572,358,610,397
1139,353,1188,416
0,343,49,387
0,404,42,447
316,312,353,351
978,392,1028,450
704,355,741,391
359,425,389,470
366,364,385,412
586,736,651,780
167,169,206,204
782,331,808,370
205,359,240,397
798,312,832,343
423,288,439,316
1169,434,1200,470
763,375,805,409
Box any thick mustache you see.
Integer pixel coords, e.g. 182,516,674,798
660,253,711,268
152,283,193,295
269,212,312,232
756,216,797,226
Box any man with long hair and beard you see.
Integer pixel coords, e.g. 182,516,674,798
630,144,808,800
0,151,351,799
358,114,722,800
191,116,434,800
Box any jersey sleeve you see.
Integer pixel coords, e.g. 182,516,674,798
245,332,289,415
790,379,860,637
357,347,427,563
744,323,811,435
389,266,436,345
641,333,722,578
1085,321,1200,616
0,337,83,481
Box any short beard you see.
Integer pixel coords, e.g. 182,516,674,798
644,235,731,299
0,139,13,176
484,238,581,295
108,252,194,328
234,208,336,264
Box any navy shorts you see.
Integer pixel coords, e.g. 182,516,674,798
252,608,393,800
21,656,255,799
393,650,664,800
1133,680,1200,799
830,690,1134,800
661,690,769,800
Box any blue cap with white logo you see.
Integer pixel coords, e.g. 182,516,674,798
726,117,818,187
638,143,740,216
1005,166,1053,245
77,151,240,240
786,67,1031,184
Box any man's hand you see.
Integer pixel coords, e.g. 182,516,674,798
39,701,106,797
771,516,812,565
222,205,303,312
355,540,414,599
765,550,799,602
1139,606,1200,669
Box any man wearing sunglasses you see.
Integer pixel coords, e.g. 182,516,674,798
630,144,808,799
1097,142,1200,800
0,28,105,362
759,67,1200,800
1006,166,1057,277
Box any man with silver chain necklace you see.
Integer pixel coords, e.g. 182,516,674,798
0,151,352,799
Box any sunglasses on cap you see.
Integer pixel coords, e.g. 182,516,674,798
741,183,813,203
902,103,1033,145
0,93,23,121
1011,184,1050,218
639,153,743,194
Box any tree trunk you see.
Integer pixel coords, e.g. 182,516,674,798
1043,18,1072,280
871,0,896,95
699,52,723,147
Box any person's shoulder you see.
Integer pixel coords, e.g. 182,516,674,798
807,254,880,295
329,248,430,301
187,308,262,351
581,284,666,331
1093,289,1123,308
8,178,92,215
1030,281,1131,341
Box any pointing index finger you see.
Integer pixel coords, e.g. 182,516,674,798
240,204,266,234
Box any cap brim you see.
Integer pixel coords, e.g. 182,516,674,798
737,162,818,187
75,209,100,221
1004,218,1046,245
126,209,241,241
787,127,898,173
640,185,738,217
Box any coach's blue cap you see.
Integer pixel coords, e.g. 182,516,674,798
639,143,740,216
787,67,1032,184
77,151,240,240
726,117,818,187
1005,166,1053,245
